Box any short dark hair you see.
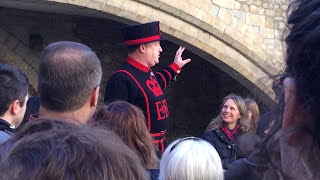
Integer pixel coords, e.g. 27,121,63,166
0,64,29,116
38,41,102,112
0,118,149,180
127,44,140,54
127,42,155,54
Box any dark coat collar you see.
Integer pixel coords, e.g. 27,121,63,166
0,118,15,133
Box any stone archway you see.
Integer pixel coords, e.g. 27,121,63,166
0,26,38,95
0,0,288,105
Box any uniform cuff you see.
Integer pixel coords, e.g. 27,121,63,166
169,63,181,74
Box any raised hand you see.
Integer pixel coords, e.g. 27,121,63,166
173,46,191,68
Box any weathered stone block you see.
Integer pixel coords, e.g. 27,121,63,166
281,5,288,11
247,0,254,5
276,9,283,17
0,28,9,44
31,59,39,72
274,16,284,21
0,43,8,58
236,20,249,34
232,18,238,29
246,12,265,27
241,4,249,11
225,26,242,42
265,9,275,17
27,53,39,66
223,11,234,26
274,29,282,39
212,0,235,9
235,2,241,10
6,37,19,50
250,5,257,13
210,4,220,18
189,5,206,20
268,3,274,9
251,25,260,33
210,18,226,33
262,38,275,51
193,0,212,12
179,1,191,13
263,3,268,8
278,21,286,30
12,55,27,70
218,8,233,25
275,40,283,50
257,7,264,14
283,12,287,18
261,27,274,38
253,1,262,6
14,43,32,61
265,17,274,28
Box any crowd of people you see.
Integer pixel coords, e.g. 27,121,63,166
0,0,319,179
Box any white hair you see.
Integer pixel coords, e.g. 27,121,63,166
159,137,224,180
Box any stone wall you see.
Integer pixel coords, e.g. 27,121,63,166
211,0,288,65
0,8,268,142
0,0,290,105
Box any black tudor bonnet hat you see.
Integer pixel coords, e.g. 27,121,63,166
120,21,164,46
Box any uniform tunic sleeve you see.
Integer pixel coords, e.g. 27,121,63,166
155,63,181,90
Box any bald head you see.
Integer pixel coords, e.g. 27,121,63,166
38,41,102,112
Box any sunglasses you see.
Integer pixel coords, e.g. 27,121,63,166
169,137,202,153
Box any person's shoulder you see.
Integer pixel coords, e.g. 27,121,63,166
109,68,133,81
0,130,11,143
203,129,219,137
203,129,214,134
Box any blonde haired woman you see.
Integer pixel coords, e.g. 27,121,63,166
202,94,249,169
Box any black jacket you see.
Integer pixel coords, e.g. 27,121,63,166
202,128,242,169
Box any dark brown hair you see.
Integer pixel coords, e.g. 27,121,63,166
0,118,149,180
38,41,102,112
95,101,159,169
0,63,28,116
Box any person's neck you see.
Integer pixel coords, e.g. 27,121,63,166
39,105,93,124
128,54,150,68
223,122,237,131
0,114,15,127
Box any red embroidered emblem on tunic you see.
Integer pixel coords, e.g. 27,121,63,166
146,76,163,97
155,100,168,120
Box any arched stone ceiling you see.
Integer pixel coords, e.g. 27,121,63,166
0,0,288,105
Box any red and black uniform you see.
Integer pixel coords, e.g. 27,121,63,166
104,57,180,154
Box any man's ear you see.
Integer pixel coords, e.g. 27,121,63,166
90,86,100,107
10,100,20,115
139,44,147,53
